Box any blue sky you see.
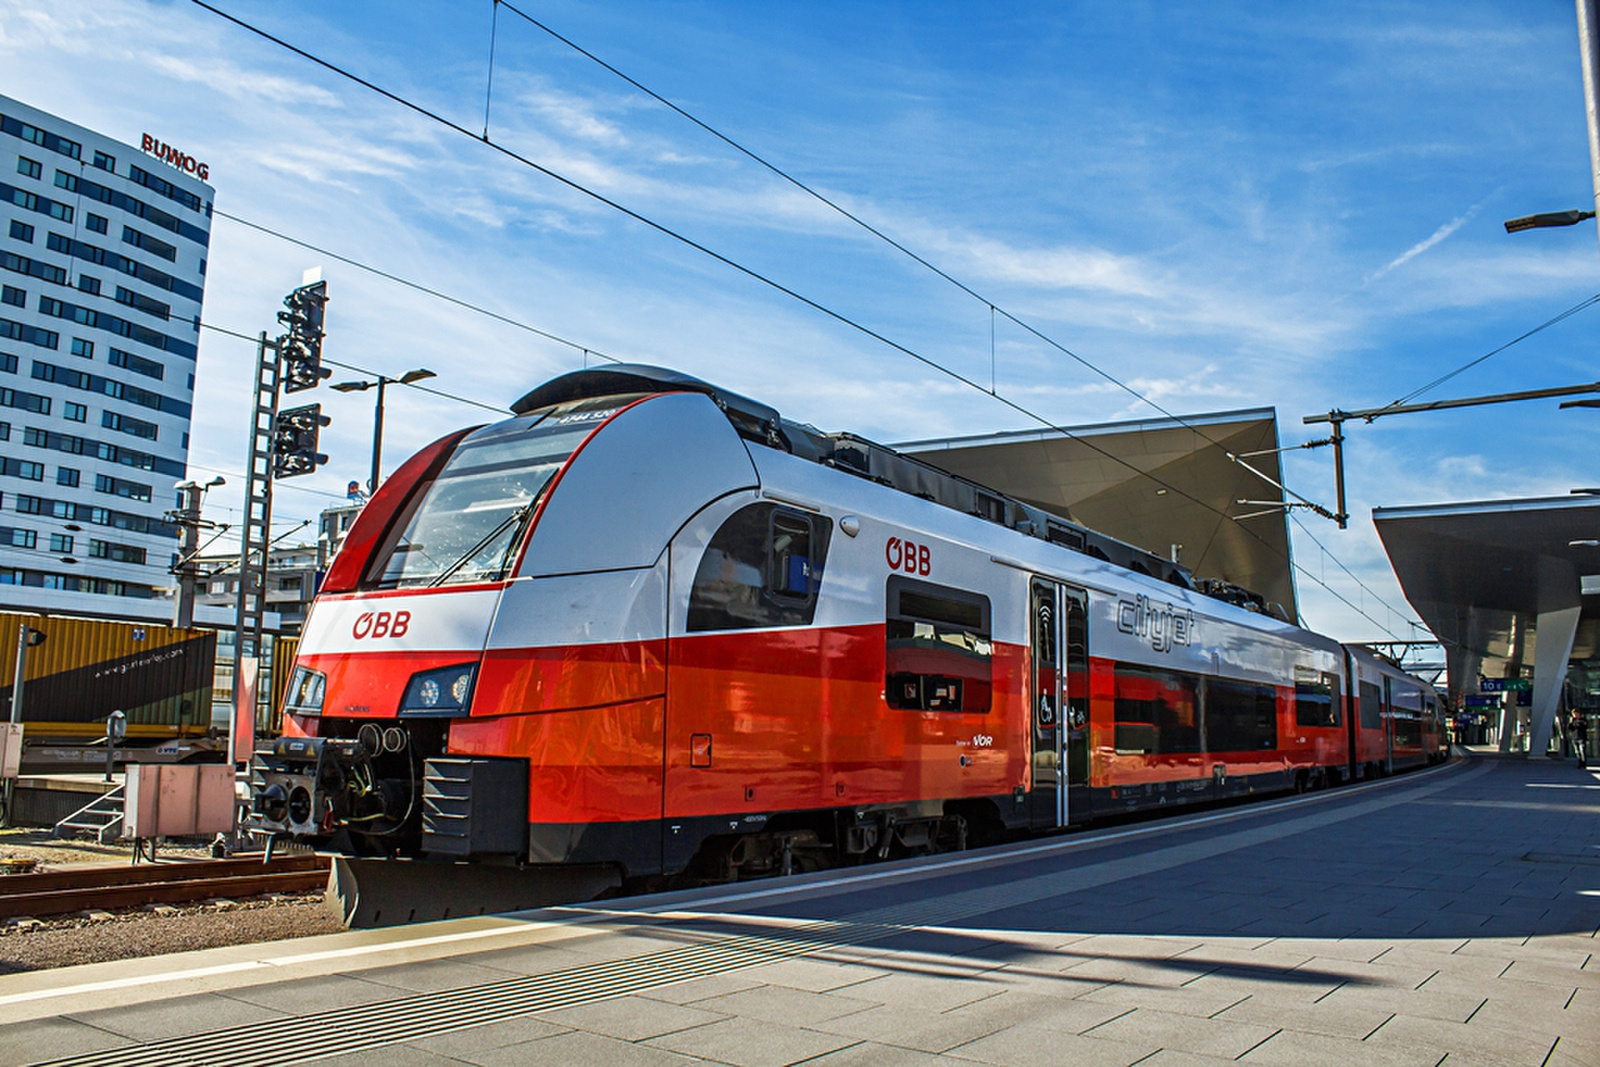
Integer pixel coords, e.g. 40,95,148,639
1,0,1596,643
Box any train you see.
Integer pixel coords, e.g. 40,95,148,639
250,365,1445,898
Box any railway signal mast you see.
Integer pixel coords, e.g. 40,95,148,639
231,277,330,768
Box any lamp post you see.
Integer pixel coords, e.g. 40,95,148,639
331,368,435,495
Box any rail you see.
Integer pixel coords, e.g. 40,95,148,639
0,853,330,920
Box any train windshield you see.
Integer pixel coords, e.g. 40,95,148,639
371,406,617,588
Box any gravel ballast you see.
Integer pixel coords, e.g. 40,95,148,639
0,830,347,973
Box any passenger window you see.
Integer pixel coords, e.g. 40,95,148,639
1113,665,1200,754
1205,678,1279,752
885,576,992,713
1295,674,1340,728
1358,680,1383,730
687,503,831,631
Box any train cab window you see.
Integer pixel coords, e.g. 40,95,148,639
687,503,832,631
1295,674,1341,728
1113,664,1200,754
1205,678,1279,752
885,576,992,713
369,400,629,589
1358,680,1383,730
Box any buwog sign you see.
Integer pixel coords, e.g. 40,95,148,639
140,134,209,181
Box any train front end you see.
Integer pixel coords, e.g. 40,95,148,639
249,400,616,859
248,369,762,883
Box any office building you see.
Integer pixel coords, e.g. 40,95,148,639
0,94,212,621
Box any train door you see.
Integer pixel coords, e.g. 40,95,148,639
1383,676,1395,773
1029,579,1088,829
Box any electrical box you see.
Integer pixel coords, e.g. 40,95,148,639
124,763,235,839
0,723,22,779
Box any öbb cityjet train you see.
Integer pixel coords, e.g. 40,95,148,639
251,366,1444,898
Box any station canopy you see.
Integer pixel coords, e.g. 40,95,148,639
897,408,1298,621
1373,495,1600,702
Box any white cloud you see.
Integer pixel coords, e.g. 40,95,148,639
1366,201,1483,283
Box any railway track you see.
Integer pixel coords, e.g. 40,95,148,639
0,854,330,920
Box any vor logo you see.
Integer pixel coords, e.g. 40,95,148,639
352,610,410,640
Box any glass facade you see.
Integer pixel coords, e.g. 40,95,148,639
0,94,211,618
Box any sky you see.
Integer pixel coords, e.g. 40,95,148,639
1,0,1596,647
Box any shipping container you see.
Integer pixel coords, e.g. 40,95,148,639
0,612,216,741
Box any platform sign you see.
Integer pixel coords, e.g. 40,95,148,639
1463,694,1500,708
1480,678,1531,693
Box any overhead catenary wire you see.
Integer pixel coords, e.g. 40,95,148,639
212,210,624,369
1383,292,1600,411
197,320,508,414
492,1,1420,628
187,0,1417,640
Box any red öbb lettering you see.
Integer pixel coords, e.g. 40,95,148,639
884,537,932,576
352,610,411,640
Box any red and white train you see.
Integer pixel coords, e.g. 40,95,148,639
251,366,1445,886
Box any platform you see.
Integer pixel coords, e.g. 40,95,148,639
0,752,1596,1066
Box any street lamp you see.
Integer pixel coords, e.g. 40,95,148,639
1504,209,1597,233
331,368,435,495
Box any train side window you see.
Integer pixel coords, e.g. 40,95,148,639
1295,674,1340,728
1205,678,1279,752
1358,680,1383,730
687,503,832,631
1113,664,1200,754
885,576,992,713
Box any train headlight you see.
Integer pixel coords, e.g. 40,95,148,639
284,667,326,715
399,662,477,716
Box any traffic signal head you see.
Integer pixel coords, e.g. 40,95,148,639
272,402,331,478
278,280,330,393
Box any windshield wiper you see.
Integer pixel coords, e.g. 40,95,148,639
428,501,537,588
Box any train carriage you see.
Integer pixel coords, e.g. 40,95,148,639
251,366,1431,891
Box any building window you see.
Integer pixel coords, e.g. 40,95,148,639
89,539,146,565
78,275,100,296
6,528,36,549
69,338,93,359
102,410,159,440
0,285,22,308
56,467,79,488
92,151,114,173
48,532,71,553
62,401,86,422
1,458,45,481
7,220,33,243
16,157,41,180
53,170,76,193
109,348,164,380
93,473,152,502
84,213,107,235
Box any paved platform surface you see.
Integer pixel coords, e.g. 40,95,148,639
0,752,1596,1066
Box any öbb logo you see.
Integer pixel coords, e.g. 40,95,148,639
885,537,931,576
352,610,410,640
